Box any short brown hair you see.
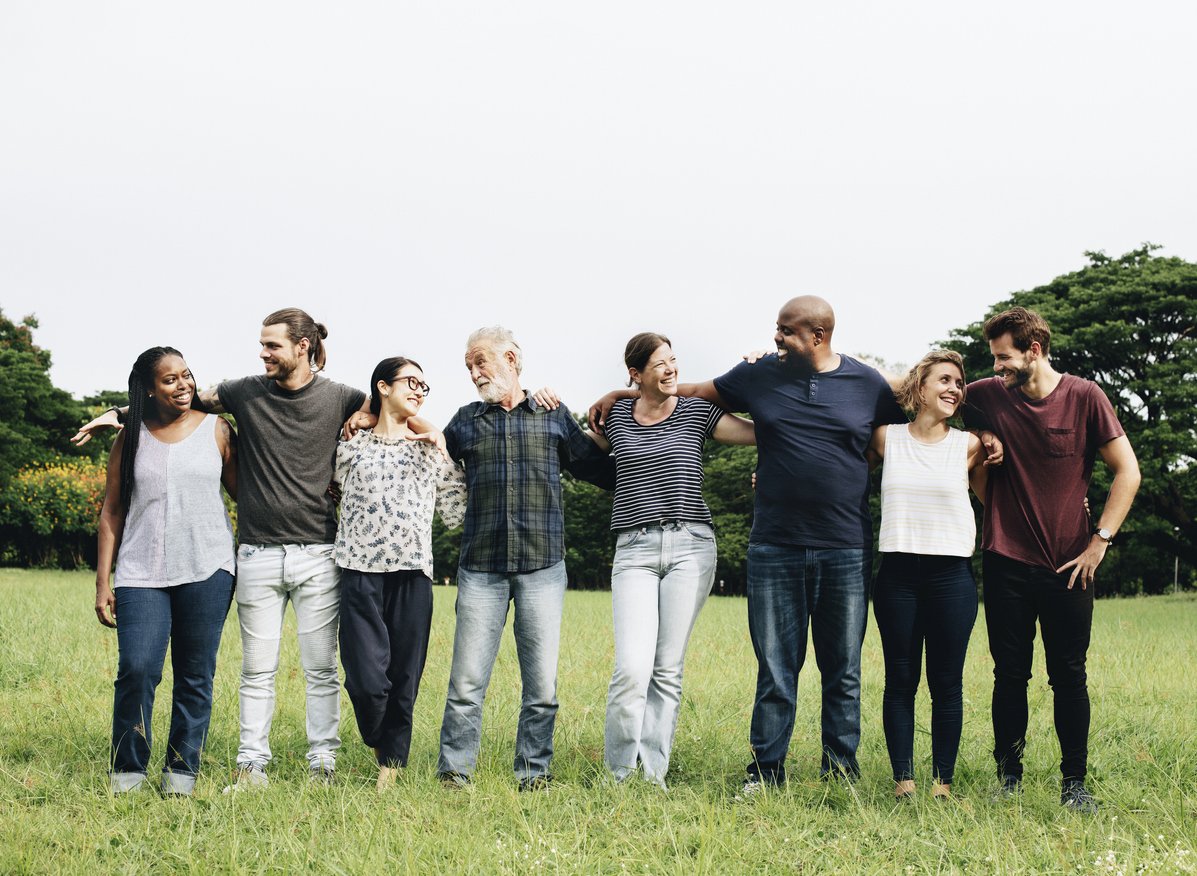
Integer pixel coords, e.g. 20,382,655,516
983,306,1051,355
896,350,966,414
262,308,329,371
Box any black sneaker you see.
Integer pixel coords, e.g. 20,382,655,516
1061,780,1098,814
993,774,1022,800
518,774,552,793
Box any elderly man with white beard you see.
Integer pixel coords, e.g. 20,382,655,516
435,326,614,791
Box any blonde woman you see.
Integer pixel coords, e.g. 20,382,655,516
868,350,987,800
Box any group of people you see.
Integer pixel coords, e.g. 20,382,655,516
77,298,1140,813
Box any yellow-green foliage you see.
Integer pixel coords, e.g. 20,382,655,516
0,457,105,566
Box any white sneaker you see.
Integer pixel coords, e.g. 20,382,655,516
221,763,268,794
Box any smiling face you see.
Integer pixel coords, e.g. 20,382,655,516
148,354,196,418
465,343,517,404
989,332,1039,389
259,322,307,381
630,343,678,398
917,361,966,418
378,363,428,419
773,305,822,372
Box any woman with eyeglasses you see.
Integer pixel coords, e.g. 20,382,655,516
333,357,466,790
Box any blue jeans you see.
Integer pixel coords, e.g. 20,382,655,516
111,570,234,788
605,522,716,786
746,544,868,782
873,553,977,784
437,561,566,780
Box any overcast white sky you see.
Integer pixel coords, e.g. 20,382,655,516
3,2,1194,425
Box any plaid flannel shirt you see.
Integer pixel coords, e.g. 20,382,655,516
445,394,614,573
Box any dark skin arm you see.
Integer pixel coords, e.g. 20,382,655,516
216,416,237,500
95,431,127,628
587,379,730,431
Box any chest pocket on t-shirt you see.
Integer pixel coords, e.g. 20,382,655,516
1046,427,1077,457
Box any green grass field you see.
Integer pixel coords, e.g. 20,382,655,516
0,569,1193,874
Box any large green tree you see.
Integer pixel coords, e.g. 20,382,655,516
0,310,103,487
944,245,1196,593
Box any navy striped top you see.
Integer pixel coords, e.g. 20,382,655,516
605,396,724,530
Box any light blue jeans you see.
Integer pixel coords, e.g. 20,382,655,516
437,561,566,780
605,522,716,787
234,544,342,771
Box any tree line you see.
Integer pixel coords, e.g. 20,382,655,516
3,245,1193,595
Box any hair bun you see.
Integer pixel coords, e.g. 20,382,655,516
316,322,329,339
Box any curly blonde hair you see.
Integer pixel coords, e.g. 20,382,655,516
896,350,966,414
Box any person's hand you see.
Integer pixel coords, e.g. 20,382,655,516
981,432,1004,466
588,390,636,432
751,471,757,491
742,348,772,364
326,481,342,504
95,581,117,628
342,411,378,441
532,387,561,410
72,409,122,447
1056,538,1109,590
411,427,449,460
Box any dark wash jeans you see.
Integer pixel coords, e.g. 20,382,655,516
746,544,869,783
873,553,977,784
111,570,234,778
982,550,1095,782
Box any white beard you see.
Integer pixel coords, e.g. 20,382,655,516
476,370,514,404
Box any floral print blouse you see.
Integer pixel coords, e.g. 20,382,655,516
334,429,467,576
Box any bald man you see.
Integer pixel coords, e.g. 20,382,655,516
594,296,905,791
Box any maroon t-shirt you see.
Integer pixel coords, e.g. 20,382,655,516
962,374,1124,572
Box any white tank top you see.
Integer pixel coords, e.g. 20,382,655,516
116,414,236,588
878,423,976,558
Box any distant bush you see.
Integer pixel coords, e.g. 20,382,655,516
0,457,105,568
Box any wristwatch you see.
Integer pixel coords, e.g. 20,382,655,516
105,405,126,425
1093,527,1114,545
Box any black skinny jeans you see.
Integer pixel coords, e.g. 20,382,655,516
982,551,1095,782
338,569,434,767
873,553,977,784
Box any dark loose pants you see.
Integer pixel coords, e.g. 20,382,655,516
873,553,977,785
982,551,1095,782
338,569,434,767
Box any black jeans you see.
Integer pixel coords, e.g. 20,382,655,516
873,553,977,784
338,569,434,767
982,551,1094,782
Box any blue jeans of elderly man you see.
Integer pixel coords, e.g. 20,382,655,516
436,335,614,786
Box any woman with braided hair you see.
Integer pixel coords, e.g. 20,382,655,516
95,346,237,796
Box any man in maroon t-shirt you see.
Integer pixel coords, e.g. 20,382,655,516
962,307,1140,813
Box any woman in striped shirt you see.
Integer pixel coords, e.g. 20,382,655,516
867,349,988,800
587,332,756,789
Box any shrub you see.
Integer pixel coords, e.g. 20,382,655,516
0,457,105,568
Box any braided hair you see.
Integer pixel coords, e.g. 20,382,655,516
119,346,189,509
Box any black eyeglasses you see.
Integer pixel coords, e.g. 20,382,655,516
394,375,431,395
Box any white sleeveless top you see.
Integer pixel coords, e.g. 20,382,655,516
116,414,236,588
878,423,976,558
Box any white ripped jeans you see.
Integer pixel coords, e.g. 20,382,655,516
234,544,341,770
